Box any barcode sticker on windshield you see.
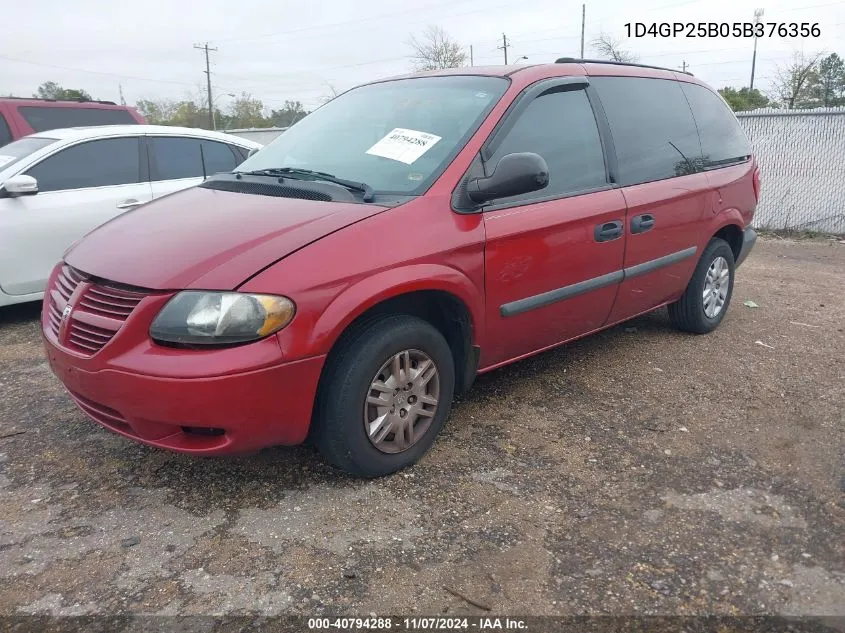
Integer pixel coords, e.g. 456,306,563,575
0,156,15,168
366,128,441,165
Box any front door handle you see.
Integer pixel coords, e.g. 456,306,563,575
594,220,623,242
631,214,655,234
116,199,144,210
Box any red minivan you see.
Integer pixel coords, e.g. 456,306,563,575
41,60,758,476
0,97,146,147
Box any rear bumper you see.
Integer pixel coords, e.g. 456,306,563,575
44,335,326,454
736,227,757,268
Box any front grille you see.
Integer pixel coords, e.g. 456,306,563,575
78,284,146,319
67,320,117,354
46,265,150,356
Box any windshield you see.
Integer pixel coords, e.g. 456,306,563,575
0,136,56,174
235,76,509,195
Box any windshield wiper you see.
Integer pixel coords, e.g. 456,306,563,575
238,167,375,202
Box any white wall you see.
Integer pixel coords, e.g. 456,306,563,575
227,127,286,145
737,108,845,234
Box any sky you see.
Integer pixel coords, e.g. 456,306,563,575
2,0,843,114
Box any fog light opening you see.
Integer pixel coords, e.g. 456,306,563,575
181,426,225,437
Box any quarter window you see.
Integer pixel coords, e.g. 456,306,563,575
487,87,607,203
591,76,702,185
150,137,240,180
26,138,141,192
681,82,751,168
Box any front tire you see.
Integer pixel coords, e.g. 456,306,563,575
310,314,455,477
668,238,735,334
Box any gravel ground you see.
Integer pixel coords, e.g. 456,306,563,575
0,237,843,619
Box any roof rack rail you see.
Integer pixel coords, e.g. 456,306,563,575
555,57,693,76
1,95,118,105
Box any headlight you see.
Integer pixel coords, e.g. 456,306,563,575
150,291,295,346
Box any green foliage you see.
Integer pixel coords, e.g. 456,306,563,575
34,81,93,101
770,51,845,109
225,93,273,129
717,87,770,112
136,98,223,128
809,53,845,107
136,99,179,124
270,100,309,127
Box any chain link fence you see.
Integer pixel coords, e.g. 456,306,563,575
737,107,845,234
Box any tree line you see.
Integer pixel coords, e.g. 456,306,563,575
135,94,309,129
19,82,309,130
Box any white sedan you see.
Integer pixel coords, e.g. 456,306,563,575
0,125,261,307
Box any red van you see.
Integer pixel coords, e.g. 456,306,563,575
0,97,146,147
41,60,759,476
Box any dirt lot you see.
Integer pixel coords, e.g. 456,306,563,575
0,237,843,619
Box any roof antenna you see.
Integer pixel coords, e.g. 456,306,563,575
199,143,207,180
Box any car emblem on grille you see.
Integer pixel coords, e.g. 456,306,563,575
62,304,72,321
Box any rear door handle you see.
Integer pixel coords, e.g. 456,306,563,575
594,220,623,242
116,199,144,210
631,214,655,234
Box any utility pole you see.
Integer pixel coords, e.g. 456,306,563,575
750,8,764,90
194,42,218,130
580,4,586,58
680,60,688,73
118,83,126,106
470,45,474,67
498,33,509,65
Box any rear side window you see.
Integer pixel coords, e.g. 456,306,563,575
591,76,702,186
150,137,239,180
17,106,137,132
26,138,141,192
487,88,607,203
0,114,11,147
681,83,751,168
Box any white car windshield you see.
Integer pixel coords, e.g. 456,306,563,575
0,136,56,175
235,76,509,195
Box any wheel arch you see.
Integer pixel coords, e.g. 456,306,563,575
708,209,745,262
310,265,484,395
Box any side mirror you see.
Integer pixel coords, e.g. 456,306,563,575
1,174,39,197
468,152,549,204
247,147,259,158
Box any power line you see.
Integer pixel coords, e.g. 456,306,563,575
0,54,196,86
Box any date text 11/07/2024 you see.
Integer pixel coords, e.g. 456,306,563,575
307,617,529,630
624,22,821,38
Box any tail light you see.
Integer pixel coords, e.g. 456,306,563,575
752,166,761,202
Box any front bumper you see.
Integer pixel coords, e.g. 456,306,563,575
736,227,757,268
44,335,326,455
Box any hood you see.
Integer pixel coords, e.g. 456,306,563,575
65,187,387,290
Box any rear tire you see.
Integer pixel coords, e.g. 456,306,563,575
310,314,455,477
668,238,735,334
